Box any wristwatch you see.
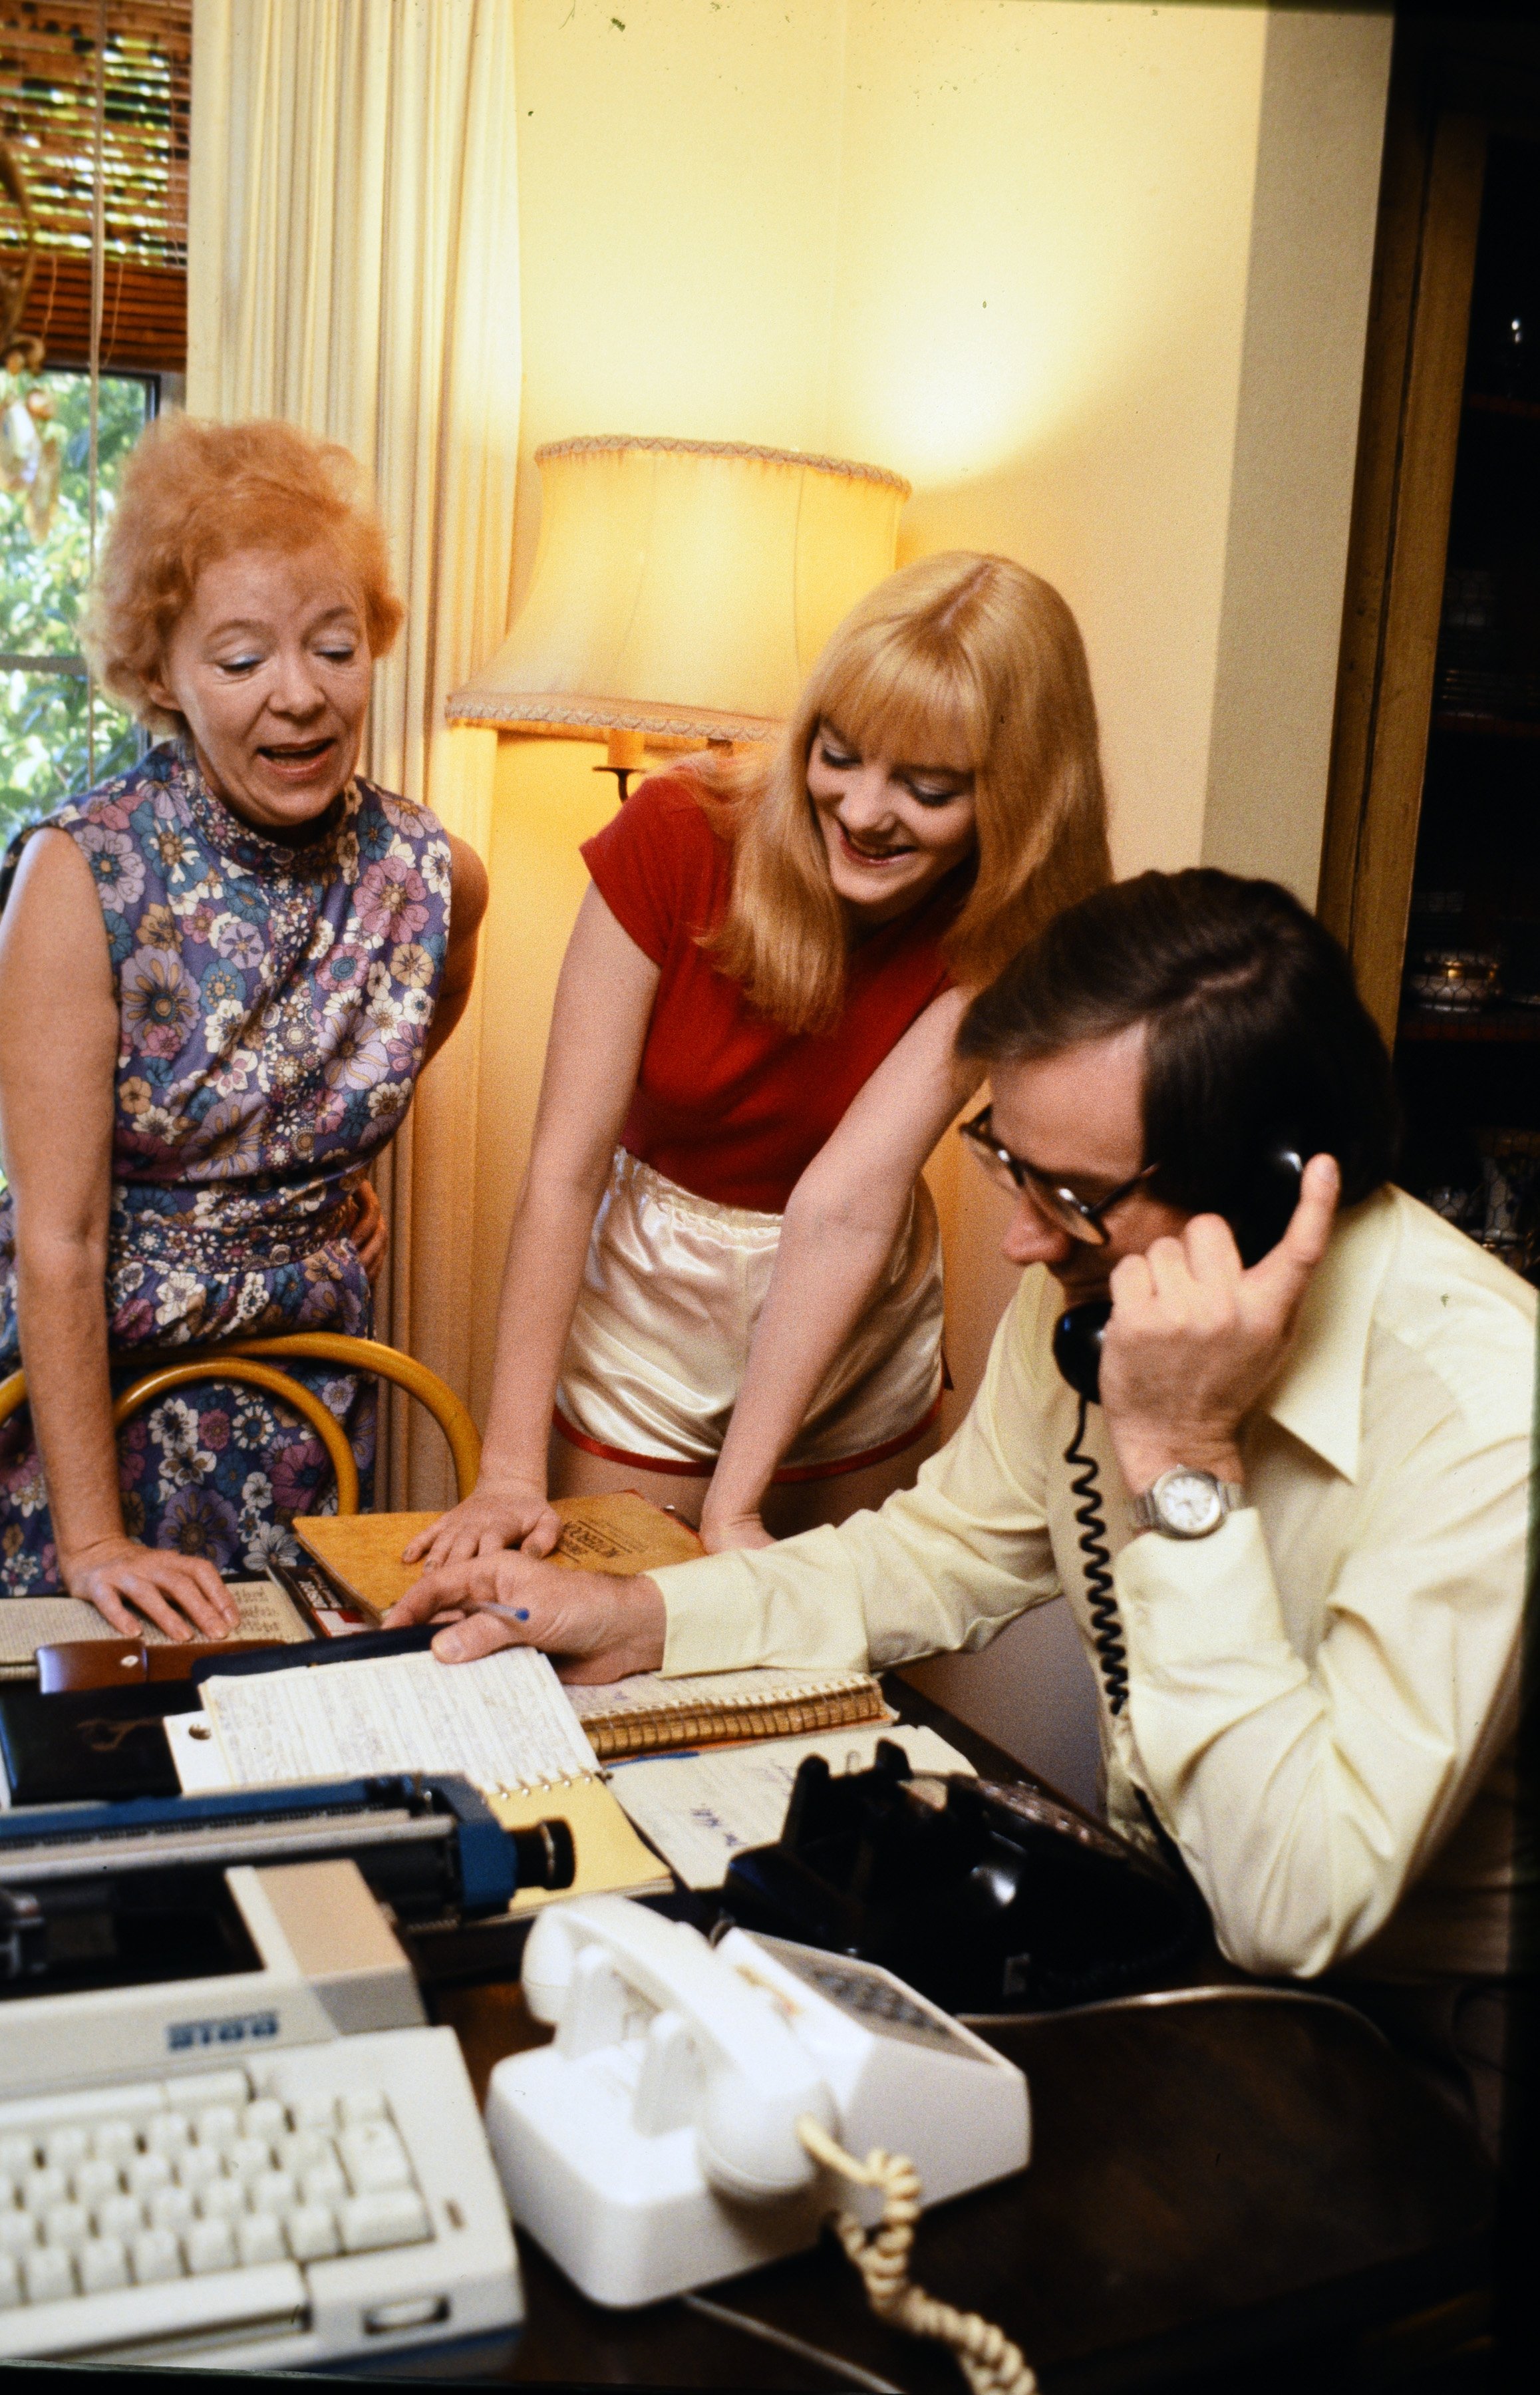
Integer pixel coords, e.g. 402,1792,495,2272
1130,1468,1247,1540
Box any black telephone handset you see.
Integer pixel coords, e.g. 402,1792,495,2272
1052,1140,1308,1408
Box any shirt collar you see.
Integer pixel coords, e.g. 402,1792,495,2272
1257,1186,1398,1484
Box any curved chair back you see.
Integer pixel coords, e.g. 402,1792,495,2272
0,1333,480,1517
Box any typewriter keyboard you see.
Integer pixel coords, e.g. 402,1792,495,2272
0,2066,432,2352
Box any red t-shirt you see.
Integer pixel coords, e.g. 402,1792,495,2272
581,775,957,1213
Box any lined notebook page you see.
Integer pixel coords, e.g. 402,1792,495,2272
199,1648,601,1793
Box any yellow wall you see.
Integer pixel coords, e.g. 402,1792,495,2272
470,1,1392,1786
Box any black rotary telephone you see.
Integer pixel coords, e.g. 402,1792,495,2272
1051,1139,1308,1406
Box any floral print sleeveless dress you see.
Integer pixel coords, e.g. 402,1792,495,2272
0,742,450,1592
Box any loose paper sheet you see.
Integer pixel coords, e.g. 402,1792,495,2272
199,1647,601,1794
606,1724,976,1889
0,1579,308,1672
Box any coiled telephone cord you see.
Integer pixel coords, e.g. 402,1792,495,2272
1064,1395,1129,1716
798,2116,1037,2395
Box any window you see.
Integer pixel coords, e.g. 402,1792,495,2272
1,0,189,838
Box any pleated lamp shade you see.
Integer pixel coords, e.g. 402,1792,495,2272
444,435,911,744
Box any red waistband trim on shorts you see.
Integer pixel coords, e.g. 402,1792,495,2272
551,1385,945,1486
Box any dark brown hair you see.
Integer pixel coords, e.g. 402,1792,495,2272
958,869,1400,1213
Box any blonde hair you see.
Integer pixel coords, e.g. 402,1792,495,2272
689,552,1110,1033
82,414,404,736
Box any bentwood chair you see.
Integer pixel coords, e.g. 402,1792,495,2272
0,1332,481,1514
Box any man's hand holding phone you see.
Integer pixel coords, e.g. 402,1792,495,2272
1100,1152,1340,1498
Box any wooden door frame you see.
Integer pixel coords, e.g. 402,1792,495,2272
1318,28,1540,1044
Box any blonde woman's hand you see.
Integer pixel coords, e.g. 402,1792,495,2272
400,1478,564,1569
698,1505,776,1553
350,1180,388,1285
65,1539,242,1643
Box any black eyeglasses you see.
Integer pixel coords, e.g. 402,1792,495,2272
959,1106,1161,1245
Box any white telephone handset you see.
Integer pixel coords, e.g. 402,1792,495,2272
486,1895,1030,2311
519,1895,835,2201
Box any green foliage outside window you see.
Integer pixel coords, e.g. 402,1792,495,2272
1,372,152,844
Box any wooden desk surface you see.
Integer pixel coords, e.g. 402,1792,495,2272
419,1686,1495,2393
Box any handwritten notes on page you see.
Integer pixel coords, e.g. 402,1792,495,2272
606,1723,975,1889
198,1648,601,1794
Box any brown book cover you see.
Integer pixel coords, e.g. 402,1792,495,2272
295,1491,705,1621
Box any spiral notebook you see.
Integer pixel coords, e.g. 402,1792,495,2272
565,1667,892,1760
188,1645,670,1910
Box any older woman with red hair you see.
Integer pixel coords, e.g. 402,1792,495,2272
0,414,486,1633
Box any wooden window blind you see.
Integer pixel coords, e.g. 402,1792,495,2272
1,0,189,372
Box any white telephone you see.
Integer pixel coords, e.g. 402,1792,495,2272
484,1896,1030,2311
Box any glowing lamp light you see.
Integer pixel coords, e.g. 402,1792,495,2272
445,434,911,795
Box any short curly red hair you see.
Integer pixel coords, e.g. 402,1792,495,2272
82,414,405,734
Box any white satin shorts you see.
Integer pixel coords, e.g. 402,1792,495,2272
553,1149,945,1482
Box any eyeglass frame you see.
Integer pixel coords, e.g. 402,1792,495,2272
958,1104,1162,1245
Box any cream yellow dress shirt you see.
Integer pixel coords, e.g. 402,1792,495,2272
655,1188,1535,1985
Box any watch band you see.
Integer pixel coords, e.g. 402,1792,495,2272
1130,1468,1247,1540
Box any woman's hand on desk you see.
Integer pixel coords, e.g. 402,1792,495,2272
385,1549,667,1680
67,1538,241,1641
698,1504,776,1553
400,1478,564,1568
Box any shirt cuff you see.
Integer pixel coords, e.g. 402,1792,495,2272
651,1553,776,1675
1118,1506,1294,1676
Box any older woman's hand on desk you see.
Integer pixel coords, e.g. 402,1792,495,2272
385,1550,666,1682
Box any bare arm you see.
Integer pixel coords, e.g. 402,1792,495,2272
421,832,489,1068
701,987,983,1549
403,884,659,1565
0,834,236,1636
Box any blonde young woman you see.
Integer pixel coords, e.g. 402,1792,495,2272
408,552,1110,1577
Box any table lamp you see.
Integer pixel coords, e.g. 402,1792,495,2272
445,434,911,798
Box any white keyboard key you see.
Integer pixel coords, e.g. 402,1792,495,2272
0,2176,12,2210
0,2255,17,2311
23,2165,67,2211
96,2192,144,2241
0,2260,305,2364
78,2236,130,2295
185,2217,236,2276
143,2112,191,2157
339,2122,412,2194
174,2146,220,2191
197,2178,246,2223
43,2128,90,2173
0,2215,36,2258
227,2136,272,2182
339,2187,430,2252
249,2169,297,2216
242,2099,286,2142
41,2203,91,2251
72,2159,121,2208
126,2152,172,2199
290,2093,337,2134
277,2128,331,2173
0,2138,33,2178
170,2070,250,2108
130,2226,184,2284
338,2087,388,2126
300,2157,347,2206
89,2120,140,2165
24,2247,76,2303
146,2185,193,2234
237,2211,285,2267
284,2202,339,2261
193,2105,239,2151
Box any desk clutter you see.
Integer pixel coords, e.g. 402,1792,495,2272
0,1488,1216,2380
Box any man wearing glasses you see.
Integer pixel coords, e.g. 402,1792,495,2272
396,869,1531,2144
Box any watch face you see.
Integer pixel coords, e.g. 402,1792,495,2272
1157,1470,1224,1536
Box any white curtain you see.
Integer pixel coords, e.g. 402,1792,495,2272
187,0,520,1506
